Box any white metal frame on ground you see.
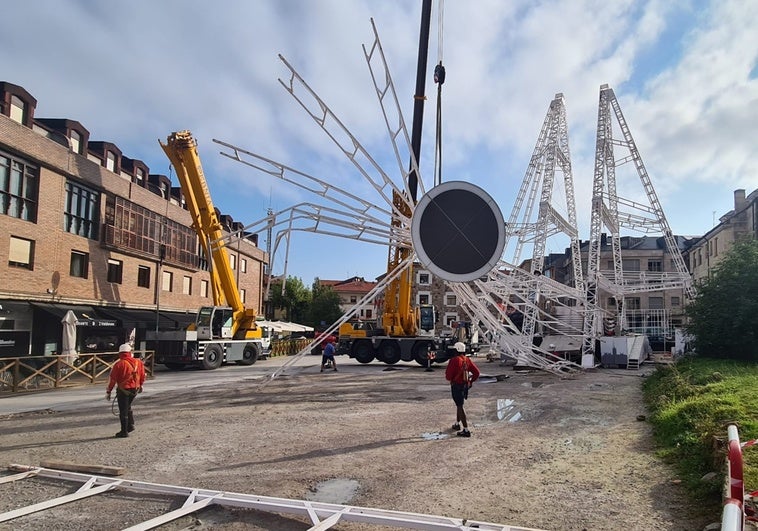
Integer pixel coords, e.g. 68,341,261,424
1,465,544,531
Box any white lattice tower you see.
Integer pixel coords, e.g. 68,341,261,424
582,84,695,363
504,93,585,343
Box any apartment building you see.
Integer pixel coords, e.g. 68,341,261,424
319,276,378,321
686,189,758,284
0,81,267,358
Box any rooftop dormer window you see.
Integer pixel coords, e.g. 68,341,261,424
105,151,116,172
9,95,24,124
70,130,82,154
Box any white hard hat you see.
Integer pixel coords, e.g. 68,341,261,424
118,343,132,353
453,342,466,353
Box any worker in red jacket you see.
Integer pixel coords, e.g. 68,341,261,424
445,342,480,438
106,343,146,438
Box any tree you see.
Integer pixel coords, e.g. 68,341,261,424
686,239,758,361
307,280,343,329
269,276,311,322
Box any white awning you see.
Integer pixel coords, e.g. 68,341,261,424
256,320,313,333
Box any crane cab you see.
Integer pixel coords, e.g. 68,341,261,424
196,306,234,340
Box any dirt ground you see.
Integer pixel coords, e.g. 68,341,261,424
0,355,721,530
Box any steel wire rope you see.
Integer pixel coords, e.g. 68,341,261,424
433,0,445,187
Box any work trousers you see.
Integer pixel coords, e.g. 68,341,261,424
116,388,138,433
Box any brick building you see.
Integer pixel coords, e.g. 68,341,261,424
686,189,758,284
0,81,267,357
319,276,378,321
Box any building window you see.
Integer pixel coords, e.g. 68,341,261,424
135,168,145,186
647,260,662,272
70,131,82,154
627,297,641,311
9,95,25,124
444,292,456,306
365,309,372,319
182,275,192,295
9,236,34,269
64,181,99,239
648,296,664,310
350,295,357,304
622,259,640,272
137,265,150,288
162,270,173,292
671,296,681,307
105,151,116,172
107,259,123,284
241,258,247,273
418,292,431,305
70,251,89,278
1,151,39,222
444,313,459,327
229,254,236,270
713,238,718,257
240,289,246,303
200,279,209,298
418,272,431,285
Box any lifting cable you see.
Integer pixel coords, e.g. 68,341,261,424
433,0,445,187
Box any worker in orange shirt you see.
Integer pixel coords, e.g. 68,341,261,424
106,343,146,438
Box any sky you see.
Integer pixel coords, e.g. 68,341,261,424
2,0,756,285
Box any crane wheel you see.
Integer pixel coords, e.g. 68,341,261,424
378,340,401,365
352,340,375,364
201,344,223,370
237,344,259,366
412,341,434,366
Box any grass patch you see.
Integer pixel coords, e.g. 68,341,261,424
643,357,758,504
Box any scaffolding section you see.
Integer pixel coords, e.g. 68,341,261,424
0,464,545,530
581,84,695,364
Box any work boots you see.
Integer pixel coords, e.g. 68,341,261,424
116,414,129,438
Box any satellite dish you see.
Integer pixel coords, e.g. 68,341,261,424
411,181,505,282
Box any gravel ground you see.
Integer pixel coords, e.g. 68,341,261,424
0,356,722,530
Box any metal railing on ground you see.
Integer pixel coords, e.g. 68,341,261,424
0,351,154,394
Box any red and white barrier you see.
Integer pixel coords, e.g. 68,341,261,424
728,425,745,503
722,498,743,531
722,424,747,531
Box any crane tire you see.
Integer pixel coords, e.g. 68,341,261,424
413,341,434,366
237,344,259,365
353,340,375,364
378,340,401,365
202,344,223,370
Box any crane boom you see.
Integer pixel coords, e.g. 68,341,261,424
159,130,258,340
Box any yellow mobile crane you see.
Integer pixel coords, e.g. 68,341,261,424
337,0,448,367
337,193,438,366
148,131,265,370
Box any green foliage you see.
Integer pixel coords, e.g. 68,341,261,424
267,277,345,329
269,276,311,322
643,357,758,502
686,239,758,361
307,281,343,329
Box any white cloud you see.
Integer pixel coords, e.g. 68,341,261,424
1,0,755,281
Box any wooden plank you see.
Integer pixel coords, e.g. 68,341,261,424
39,460,125,476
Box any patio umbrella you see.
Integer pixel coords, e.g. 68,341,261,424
61,310,78,364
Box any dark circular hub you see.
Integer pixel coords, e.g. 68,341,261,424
411,181,505,282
